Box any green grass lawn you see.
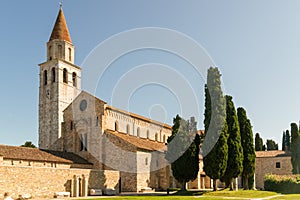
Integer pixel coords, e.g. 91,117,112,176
79,189,287,200
202,189,277,198
272,194,300,200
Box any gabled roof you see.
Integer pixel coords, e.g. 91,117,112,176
49,5,72,43
41,149,92,165
105,130,166,152
0,145,72,164
256,150,291,158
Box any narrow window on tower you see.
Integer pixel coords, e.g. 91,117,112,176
48,46,52,60
96,116,99,127
63,68,68,83
68,48,72,61
43,70,47,85
52,68,55,82
72,72,77,87
58,45,62,59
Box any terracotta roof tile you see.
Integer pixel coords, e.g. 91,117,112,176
41,149,92,165
256,150,291,158
105,130,166,152
49,6,72,43
0,145,72,164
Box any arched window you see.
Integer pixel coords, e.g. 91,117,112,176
126,124,130,134
68,48,72,61
63,68,68,83
52,68,55,82
80,134,87,151
72,72,77,87
96,116,99,127
58,45,62,59
137,127,140,137
155,133,158,141
147,130,150,139
48,46,52,60
115,121,119,132
43,70,47,85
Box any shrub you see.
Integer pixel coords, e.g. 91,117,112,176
264,174,300,194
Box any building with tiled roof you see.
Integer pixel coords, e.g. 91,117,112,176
255,150,292,189
34,4,178,197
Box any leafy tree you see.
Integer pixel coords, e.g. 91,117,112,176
237,107,256,190
282,131,286,151
203,67,228,191
221,96,243,190
165,115,200,190
262,144,266,151
266,139,278,151
285,130,291,151
21,141,36,148
291,123,300,174
255,133,263,151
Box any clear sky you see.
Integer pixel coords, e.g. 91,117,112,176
1,0,300,148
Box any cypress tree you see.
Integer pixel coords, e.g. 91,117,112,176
266,139,278,151
255,133,263,151
237,107,256,190
286,130,291,151
282,131,286,151
221,96,243,190
166,115,200,190
203,67,228,191
291,123,300,174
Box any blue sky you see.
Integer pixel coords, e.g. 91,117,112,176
1,0,300,148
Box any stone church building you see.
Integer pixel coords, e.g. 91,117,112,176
38,4,175,193
0,6,189,198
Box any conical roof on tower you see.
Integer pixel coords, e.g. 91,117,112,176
49,5,72,43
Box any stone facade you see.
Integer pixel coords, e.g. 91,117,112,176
0,164,119,199
56,91,174,192
255,151,292,189
38,6,81,149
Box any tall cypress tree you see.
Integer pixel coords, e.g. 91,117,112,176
291,123,300,174
286,130,291,151
166,115,200,190
255,133,263,151
203,67,228,191
237,107,256,190
282,131,286,151
221,96,243,190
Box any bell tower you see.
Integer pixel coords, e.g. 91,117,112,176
38,5,81,149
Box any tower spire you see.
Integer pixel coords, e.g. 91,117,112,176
49,4,72,43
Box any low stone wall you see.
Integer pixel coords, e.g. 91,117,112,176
0,165,119,199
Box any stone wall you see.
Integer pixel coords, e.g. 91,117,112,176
104,107,171,142
255,156,292,189
0,165,119,199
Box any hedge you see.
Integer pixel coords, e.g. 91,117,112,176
264,174,300,194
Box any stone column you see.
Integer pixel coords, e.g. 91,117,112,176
73,175,79,197
82,174,89,197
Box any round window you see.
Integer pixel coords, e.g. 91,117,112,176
80,99,87,111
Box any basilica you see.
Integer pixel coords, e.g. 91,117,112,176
0,6,211,198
